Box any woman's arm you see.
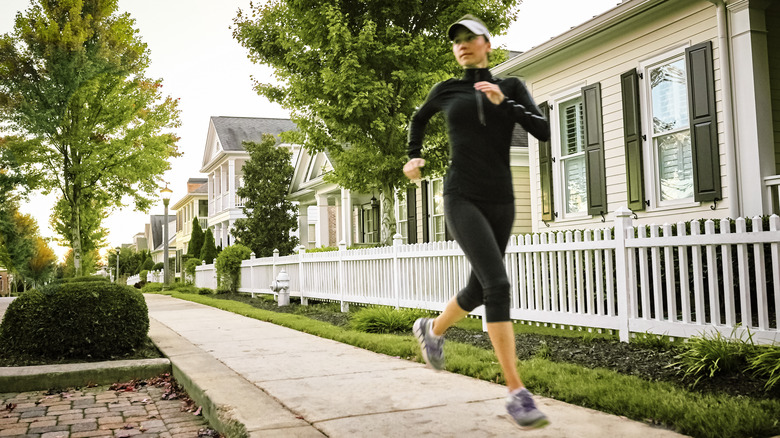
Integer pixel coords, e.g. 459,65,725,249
499,79,550,142
407,82,445,159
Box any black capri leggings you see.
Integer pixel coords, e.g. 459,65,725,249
444,193,515,323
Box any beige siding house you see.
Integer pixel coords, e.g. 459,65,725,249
493,0,780,232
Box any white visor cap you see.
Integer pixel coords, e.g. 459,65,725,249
448,18,490,41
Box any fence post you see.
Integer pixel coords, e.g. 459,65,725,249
613,206,633,342
338,240,348,312
249,252,255,298
298,245,308,306
272,249,279,301
393,233,403,309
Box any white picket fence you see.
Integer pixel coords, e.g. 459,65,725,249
126,270,164,286
195,207,780,344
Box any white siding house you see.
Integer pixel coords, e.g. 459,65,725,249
492,0,780,232
200,116,298,248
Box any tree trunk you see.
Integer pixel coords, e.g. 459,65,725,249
71,198,83,277
379,184,397,246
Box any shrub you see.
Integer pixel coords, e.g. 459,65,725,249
0,282,148,360
200,229,217,264
141,282,164,293
215,244,252,293
184,258,202,285
306,246,338,253
198,288,212,295
151,262,164,271
350,306,431,334
673,329,756,386
139,270,149,283
748,345,780,390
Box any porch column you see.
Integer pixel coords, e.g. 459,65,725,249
207,173,213,217
298,204,310,249
316,194,329,248
341,188,352,247
228,159,236,209
729,0,776,215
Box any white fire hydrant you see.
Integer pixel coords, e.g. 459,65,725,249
270,269,290,306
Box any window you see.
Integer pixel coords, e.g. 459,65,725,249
544,83,606,221
396,192,408,243
199,200,209,217
559,96,588,216
361,202,379,243
647,55,694,204
430,179,446,241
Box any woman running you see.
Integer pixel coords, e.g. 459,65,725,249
405,14,551,429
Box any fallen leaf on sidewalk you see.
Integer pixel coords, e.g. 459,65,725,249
4,403,16,412
193,406,202,416
122,424,134,430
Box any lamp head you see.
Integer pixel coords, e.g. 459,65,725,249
160,185,173,203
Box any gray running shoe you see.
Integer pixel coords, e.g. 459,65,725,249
506,388,549,429
413,318,445,370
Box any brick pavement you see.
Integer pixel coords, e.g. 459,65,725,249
0,383,216,438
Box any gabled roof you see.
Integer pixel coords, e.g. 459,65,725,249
212,116,297,151
201,116,298,172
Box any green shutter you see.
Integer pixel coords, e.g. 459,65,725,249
420,180,430,242
582,83,608,216
538,102,554,221
406,187,417,244
685,41,721,202
621,69,646,211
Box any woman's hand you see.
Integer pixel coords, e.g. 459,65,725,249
474,81,505,105
403,158,426,180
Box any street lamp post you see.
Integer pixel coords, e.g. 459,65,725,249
161,185,173,286
116,248,120,284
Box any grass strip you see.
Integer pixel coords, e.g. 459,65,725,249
162,292,780,438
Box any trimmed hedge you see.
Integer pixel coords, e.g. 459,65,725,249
0,282,149,360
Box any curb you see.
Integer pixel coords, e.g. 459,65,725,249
0,358,171,393
147,317,324,438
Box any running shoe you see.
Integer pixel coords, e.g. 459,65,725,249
413,318,445,370
506,388,549,429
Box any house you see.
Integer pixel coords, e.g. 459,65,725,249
288,148,370,248
132,232,148,252
0,267,10,296
172,178,208,263
200,116,298,248
492,0,780,232
146,215,176,265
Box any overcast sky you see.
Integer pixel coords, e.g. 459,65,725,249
1,0,620,262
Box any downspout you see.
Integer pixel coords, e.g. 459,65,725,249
707,0,740,218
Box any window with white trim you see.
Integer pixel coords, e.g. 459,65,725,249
641,50,694,207
430,179,446,241
396,192,408,244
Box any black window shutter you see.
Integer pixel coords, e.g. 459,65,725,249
582,83,608,216
406,187,417,244
620,69,646,211
685,41,721,202
538,102,554,221
420,180,430,243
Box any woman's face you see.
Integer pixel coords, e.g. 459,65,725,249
452,27,491,68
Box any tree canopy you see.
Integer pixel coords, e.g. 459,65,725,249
232,135,298,257
233,0,519,243
188,217,204,259
0,0,181,275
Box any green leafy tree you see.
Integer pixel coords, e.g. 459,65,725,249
0,206,37,292
50,196,108,268
200,228,217,264
188,217,205,258
215,243,251,293
0,0,182,275
232,135,298,257
233,0,518,244
25,236,57,288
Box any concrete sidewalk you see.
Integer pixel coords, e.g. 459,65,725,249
145,294,685,438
